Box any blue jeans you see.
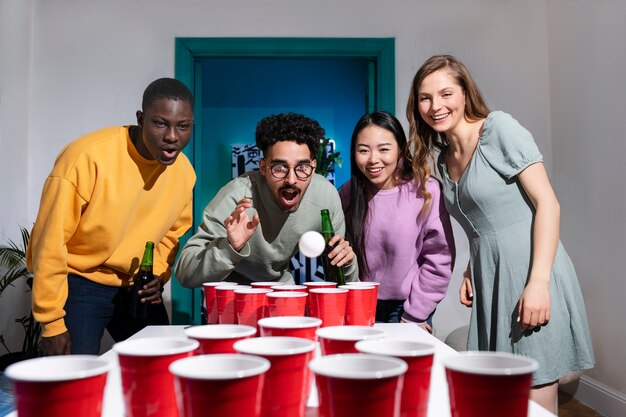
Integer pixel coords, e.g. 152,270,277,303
64,274,169,354
375,299,434,326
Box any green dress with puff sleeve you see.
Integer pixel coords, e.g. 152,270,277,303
437,111,594,385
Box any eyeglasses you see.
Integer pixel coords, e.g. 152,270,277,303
269,163,314,180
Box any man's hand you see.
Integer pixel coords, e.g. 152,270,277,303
138,275,164,305
224,198,260,251
40,331,71,356
327,234,354,267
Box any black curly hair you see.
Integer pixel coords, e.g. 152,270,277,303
255,113,324,159
142,78,194,111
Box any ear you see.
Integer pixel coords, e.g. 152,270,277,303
259,159,267,176
311,159,317,171
136,110,144,128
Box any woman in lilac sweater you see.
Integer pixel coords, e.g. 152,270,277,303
339,111,455,332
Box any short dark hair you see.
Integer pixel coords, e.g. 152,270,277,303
255,113,324,159
142,78,194,111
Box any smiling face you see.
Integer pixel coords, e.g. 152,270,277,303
135,98,194,165
355,125,400,190
417,70,467,136
259,140,317,212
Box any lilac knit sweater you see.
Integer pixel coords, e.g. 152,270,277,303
339,178,455,322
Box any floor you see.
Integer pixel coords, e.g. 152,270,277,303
0,373,12,417
558,390,606,417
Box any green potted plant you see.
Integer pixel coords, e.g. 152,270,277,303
0,227,41,370
316,137,342,180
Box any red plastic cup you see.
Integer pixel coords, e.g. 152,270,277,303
356,339,435,417
302,281,338,291
266,291,308,317
270,284,307,292
309,353,408,417
302,281,337,315
308,288,348,327
203,282,237,324
169,354,270,417
234,336,316,417
5,355,110,417
442,351,539,417
339,284,375,326
217,285,248,324
184,324,256,354
345,281,380,325
316,325,387,355
114,337,200,417
251,281,283,289
235,288,271,331
257,316,323,341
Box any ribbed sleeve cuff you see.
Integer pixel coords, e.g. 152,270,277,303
41,318,67,338
400,312,425,325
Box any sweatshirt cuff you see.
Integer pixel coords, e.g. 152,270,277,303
227,241,251,259
400,312,425,325
343,259,359,282
42,317,68,338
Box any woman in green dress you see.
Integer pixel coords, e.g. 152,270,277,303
406,55,594,413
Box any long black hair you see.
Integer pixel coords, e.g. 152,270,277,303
346,111,413,277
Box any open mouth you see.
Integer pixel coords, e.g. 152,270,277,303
279,187,301,210
161,147,179,160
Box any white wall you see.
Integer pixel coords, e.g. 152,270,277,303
548,1,626,415
23,0,553,216
1,0,622,414
0,0,33,356
0,0,32,239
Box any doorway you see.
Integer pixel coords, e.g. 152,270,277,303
173,37,395,324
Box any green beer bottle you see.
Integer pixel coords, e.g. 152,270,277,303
320,209,346,286
131,241,154,321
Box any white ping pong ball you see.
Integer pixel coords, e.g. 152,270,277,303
298,231,326,258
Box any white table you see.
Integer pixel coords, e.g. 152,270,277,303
93,324,555,417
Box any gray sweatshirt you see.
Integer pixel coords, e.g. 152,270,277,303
174,171,358,287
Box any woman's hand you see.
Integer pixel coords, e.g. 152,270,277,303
517,280,551,331
459,266,473,307
418,322,433,334
400,317,433,334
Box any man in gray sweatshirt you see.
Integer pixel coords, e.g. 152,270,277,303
175,113,358,287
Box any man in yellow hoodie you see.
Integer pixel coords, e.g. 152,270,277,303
26,78,196,355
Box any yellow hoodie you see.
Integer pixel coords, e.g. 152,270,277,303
26,126,195,337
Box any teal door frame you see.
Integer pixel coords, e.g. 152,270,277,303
172,37,395,324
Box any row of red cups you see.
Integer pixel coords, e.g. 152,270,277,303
6,326,410,417
185,319,387,354
115,324,436,417
203,280,380,328
6,329,538,417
